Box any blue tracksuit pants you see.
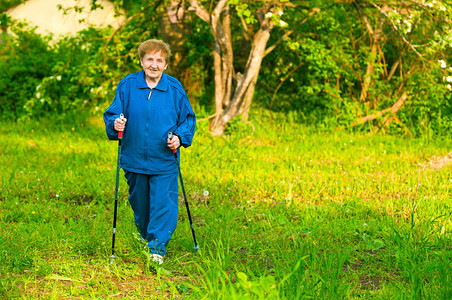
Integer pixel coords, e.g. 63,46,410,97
124,171,178,256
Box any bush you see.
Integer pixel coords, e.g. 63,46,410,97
0,21,56,119
0,20,129,120
0,0,25,14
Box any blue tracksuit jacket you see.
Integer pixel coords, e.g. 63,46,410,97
103,70,196,174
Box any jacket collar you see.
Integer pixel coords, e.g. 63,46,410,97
136,70,168,91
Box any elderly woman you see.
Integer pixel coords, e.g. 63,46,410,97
103,39,196,267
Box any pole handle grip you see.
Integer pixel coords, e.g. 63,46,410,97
118,113,125,139
168,132,177,153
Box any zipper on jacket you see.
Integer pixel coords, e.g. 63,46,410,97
144,88,152,169
147,89,152,100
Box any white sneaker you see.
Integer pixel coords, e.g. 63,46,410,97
151,254,164,265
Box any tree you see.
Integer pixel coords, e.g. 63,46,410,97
344,0,452,132
3,0,450,136
188,0,319,135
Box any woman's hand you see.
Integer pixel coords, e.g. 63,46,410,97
167,135,180,151
114,117,127,132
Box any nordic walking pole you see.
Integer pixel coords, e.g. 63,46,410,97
110,113,125,263
168,132,199,252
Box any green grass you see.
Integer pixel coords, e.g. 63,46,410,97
1,110,451,299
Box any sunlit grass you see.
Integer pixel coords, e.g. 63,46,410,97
1,110,451,298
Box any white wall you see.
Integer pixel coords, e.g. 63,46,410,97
7,0,125,37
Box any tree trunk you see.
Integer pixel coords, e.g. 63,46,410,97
354,3,384,103
189,0,274,135
158,3,191,87
213,40,224,119
209,27,271,135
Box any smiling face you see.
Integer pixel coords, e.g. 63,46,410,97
140,50,167,85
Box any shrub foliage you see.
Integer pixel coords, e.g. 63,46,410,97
0,0,451,136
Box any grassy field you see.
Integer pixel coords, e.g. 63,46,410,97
0,110,451,299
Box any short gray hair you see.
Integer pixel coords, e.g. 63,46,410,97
138,39,171,63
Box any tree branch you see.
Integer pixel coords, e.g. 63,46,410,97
188,0,210,23
370,2,427,64
353,1,374,36
350,93,407,127
239,14,252,42
269,61,304,110
213,0,229,18
264,8,320,57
